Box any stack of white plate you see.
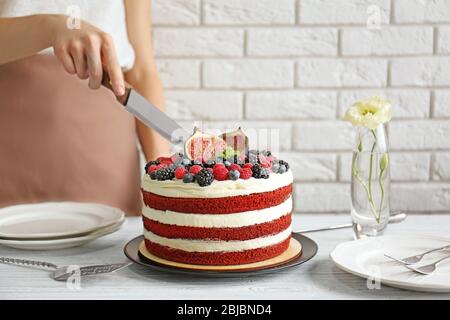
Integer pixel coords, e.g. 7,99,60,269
0,202,125,250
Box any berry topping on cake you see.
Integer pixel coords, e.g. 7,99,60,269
213,166,229,181
155,167,175,181
175,166,188,179
277,160,290,171
182,173,195,183
228,169,240,181
189,165,203,175
228,164,241,172
240,167,252,180
252,164,270,179
156,157,173,166
204,159,216,168
144,127,290,184
213,163,225,171
196,168,214,187
242,163,253,169
145,160,160,173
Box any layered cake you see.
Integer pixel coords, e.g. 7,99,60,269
140,128,293,266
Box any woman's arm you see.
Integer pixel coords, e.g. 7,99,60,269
0,15,54,65
124,0,170,161
0,15,125,95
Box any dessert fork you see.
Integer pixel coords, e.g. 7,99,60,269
0,256,131,281
405,254,450,275
384,244,450,265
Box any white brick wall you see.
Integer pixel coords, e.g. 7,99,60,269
152,0,450,214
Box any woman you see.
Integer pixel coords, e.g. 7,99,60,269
0,0,168,215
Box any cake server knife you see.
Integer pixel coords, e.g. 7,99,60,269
102,73,190,145
0,256,131,281
295,212,407,234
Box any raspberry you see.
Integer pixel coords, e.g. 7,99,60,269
189,165,203,175
242,163,253,169
157,156,173,165
175,166,188,179
147,164,158,173
213,167,229,181
213,163,225,171
155,164,166,171
240,168,252,180
228,164,242,172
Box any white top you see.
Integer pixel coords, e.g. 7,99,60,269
0,0,135,69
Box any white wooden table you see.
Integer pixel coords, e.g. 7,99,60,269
1,214,449,300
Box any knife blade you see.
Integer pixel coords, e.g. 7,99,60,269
102,73,190,145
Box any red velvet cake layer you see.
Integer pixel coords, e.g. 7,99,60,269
144,237,291,265
141,184,292,214
143,213,291,241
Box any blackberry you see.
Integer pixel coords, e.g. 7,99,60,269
149,171,157,180
262,150,272,157
196,168,214,187
277,160,290,171
144,160,160,173
252,164,270,179
155,167,175,181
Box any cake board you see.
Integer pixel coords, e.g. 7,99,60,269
124,233,318,277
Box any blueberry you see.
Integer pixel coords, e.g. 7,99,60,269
182,173,195,183
228,170,240,181
224,160,231,167
215,156,224,164
181,158,191,166
278,165,287,174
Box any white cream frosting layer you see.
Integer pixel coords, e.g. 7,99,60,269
143,197,292,228
142,171,293,198
144,227,291,252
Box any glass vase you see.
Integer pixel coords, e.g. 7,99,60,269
350,124,390,238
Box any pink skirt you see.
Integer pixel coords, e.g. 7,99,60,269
0,54,142,215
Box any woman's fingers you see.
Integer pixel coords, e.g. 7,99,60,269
54,44,76,75
100,33,125,96
84,35,103,90
69,41,89,80
54,31,124,95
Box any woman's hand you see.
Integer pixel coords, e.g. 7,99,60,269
50,15,125,96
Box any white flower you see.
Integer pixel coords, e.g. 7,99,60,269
343,96,392,129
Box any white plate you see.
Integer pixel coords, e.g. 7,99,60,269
330,235,450,293
0,202,125,239
0,220,124,250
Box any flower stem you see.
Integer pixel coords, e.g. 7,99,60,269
352,148,380,223
368,130,377,198
378,167,386,215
